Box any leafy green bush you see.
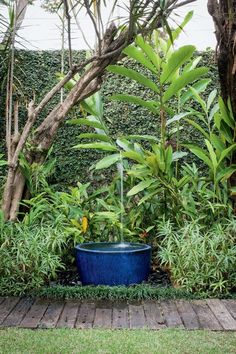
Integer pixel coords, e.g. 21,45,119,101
158,218,236,294
0,217,65,295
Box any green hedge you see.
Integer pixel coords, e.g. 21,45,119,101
31,284,236,301
0,49,219,189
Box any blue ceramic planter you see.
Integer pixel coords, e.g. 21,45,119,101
75,242,151,286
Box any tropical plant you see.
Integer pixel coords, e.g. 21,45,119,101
157,217,236,294
0,211,65,295
1,0,194,221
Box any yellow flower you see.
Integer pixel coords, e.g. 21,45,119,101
82,216,88,233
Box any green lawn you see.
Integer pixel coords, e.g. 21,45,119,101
0,329,235,354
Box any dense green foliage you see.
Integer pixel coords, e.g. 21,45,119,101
1,20,236,298
158,219,236,293
0,48,218,189
32,284,236,301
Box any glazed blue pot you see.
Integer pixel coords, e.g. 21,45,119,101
75,242,151,286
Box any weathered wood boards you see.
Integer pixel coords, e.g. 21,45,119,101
0,297,236,330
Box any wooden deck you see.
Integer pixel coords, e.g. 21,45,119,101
0,297,236,330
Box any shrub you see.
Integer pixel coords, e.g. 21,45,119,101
0,213,67,295
158,218,236,294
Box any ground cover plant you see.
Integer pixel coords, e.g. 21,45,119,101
0,329,236,354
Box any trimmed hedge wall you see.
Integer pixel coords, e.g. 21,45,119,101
0,49,219,189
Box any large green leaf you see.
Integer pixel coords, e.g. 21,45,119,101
68,118,104,130
205,140,217,172
123,45,157,74
218,96,235,129
160,45,195,84
79,133,110,142
180,79,211,104
184,144,212,169
184,118,209,140
166,111,193,126
135,35,161,70
216,165,236,183
73,143,117,152
210,133,225,155
107,65,159,93
127,179,156,196
95,154,121,170
110,94,159,115
218,144,236,165
163,67,209,103
122,151,145,164
123,134,158,143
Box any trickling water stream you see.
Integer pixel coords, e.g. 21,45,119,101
118,151,124,244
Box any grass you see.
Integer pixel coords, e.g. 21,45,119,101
31,284,236,301
0,328,236,354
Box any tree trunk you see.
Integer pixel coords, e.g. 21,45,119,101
208,0,236,207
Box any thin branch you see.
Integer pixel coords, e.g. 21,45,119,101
84,0,102,55
63,0,73,68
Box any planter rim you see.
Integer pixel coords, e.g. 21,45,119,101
75,242,151,254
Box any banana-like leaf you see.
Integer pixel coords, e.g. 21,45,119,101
180,79,211,105
110,94,159,115
123,45,157,74
165,145,173,172
163,67,209,103
73,143,117,152
122,151,145,164
172,151,188,161
122,134,158,143
79,133,110,142
127,179,156,196
135,35,161,70
184,118,210,140
95,154,121,170
216,165,236,183
207,89,217,111
218,96,235,129
107,65,159,93
160,45,195,84
166,111,193,126
218,144,236,165
184,144,213,169
205,140,217,173
68,118,104,130
182,56,202,74
189,87,207,113
210,133,225,155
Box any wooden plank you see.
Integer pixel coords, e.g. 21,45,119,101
207,299,236,330
143,301,166,329
112,302,129,329
75,302,95,329
175,300,200,330
0,297,20,325
57,301,79,328
39,301,64,329
20,299,49,328
222,300,236,320
191,300,222,331
129,303,146,329
93,301,112,329
1,298,34,327
160,301,184,328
